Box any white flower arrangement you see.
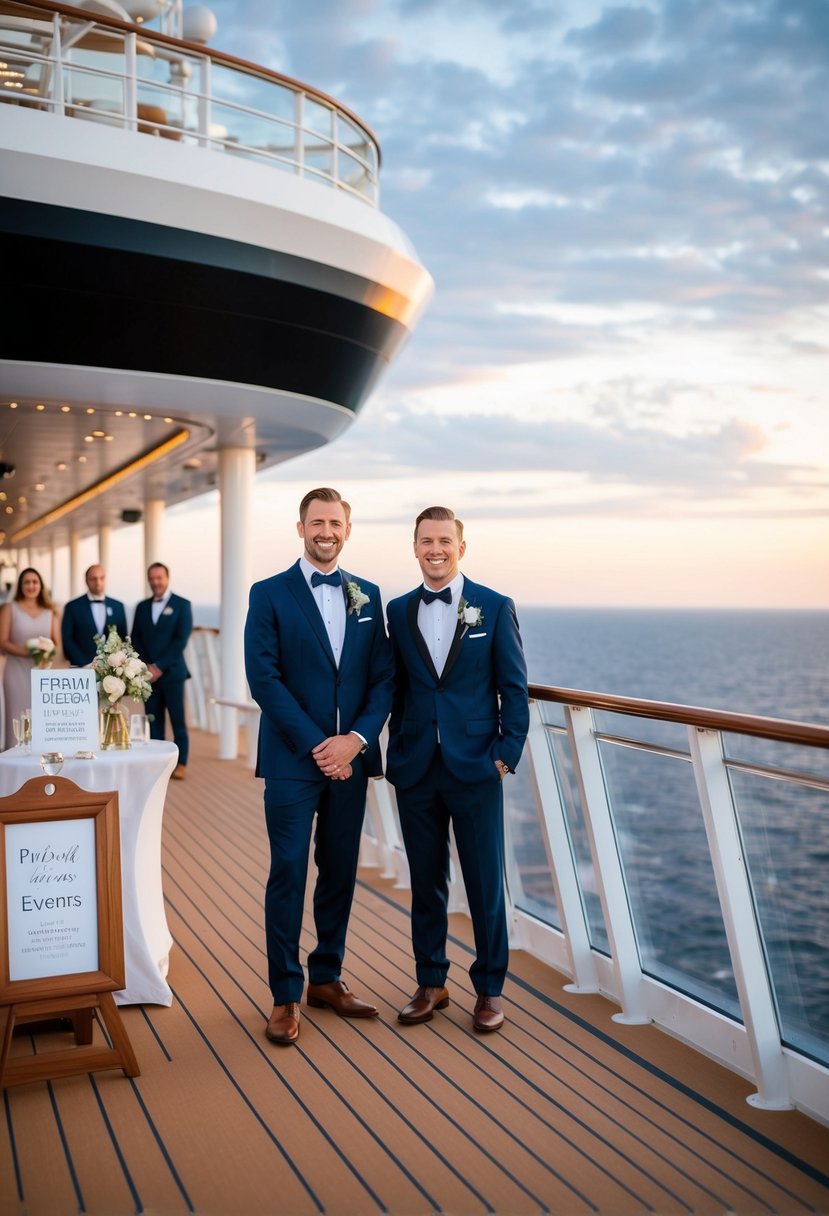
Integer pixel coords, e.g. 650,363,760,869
346,580,370,616
93,626,152,705
26,636,56,667
458,598,483,628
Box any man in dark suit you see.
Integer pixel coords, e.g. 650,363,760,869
244,487,393,1046
130,562,193,781
61,564,128,665
386,506,529,1033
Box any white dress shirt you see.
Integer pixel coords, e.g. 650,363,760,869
417,573,464,677
151,590,171,624
88,594,106,635
301,557,346,668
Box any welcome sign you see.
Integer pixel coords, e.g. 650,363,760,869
4,816,99,981
30,668,99,753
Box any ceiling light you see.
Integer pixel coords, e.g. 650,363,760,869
61,405,71,412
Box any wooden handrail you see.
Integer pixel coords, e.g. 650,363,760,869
528,684,829,749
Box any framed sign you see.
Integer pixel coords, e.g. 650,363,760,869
30,668,99,754
0,776,125,1005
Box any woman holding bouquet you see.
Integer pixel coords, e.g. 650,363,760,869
0,567,60,749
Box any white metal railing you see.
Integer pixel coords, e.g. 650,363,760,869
186,626,829,1126
0,0,380,203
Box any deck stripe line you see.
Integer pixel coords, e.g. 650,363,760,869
47,1080,86,1211
138,1005,174,1062
2,1089,24,1202
89,1074,144,1213
165,901,503,1213
363,875,829,1194
168,961,386,1214
126,1078,195,1212
166,899,531,1214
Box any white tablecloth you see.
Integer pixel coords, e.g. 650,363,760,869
0,741,178,1005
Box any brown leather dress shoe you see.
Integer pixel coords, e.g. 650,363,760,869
473,994,504,1033
171,765,187,781
306,981,378,1018
265,1002,300,1044
397,985,449,1024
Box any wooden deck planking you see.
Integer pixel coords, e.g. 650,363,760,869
1,728,828,1216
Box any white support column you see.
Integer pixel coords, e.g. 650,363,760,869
69,531,82,597
689,726,792,1109
98,523,112,571
524,702,599,992
143,500,166,576
49,536,57,598
565,705,650,1024
218,447,254,759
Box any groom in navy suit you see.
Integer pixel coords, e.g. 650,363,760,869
386,506,528,1033
61,564,127,666
244,488,393,1045
130,562,193,780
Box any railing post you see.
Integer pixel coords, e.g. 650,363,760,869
688,726,792,1109
124,31,137,129
524,702,598,991
294,90,304,178
565,705,650,1023
51,11,64,116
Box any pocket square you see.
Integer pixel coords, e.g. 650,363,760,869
358,616,373,623
468,631,487,638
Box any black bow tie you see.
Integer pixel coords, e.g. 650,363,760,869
90,598,104,603
421,586,452,606
311,570,341,588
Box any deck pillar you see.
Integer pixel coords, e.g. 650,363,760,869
218,446,254,759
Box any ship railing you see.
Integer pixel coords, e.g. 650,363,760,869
184,626,829,1125
0,0,380,203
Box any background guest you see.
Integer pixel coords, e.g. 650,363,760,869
61,563,128,666
130,562,193,780
0,567,61,749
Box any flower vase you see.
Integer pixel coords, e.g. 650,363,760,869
100,705,130,750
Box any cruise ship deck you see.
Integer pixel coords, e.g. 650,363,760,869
3,727,828,1216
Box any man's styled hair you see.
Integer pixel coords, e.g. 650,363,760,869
299,487,351,523
148,562,170,577
414,505,464,543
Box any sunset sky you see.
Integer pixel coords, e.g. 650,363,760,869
73,0,828,611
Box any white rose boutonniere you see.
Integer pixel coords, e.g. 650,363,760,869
26,636,56,667
346,581,370,616
458,598,484,629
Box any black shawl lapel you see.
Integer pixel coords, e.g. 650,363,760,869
285,561,337,667
406,590,440,683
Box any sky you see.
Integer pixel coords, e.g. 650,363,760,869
88,0,829,610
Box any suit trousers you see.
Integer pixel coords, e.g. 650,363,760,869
264,774,367,1003
146,678,189,766
396,747,508,996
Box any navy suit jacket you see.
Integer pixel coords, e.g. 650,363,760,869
244,561,393,782
130,593,193,683
61,595,128,666
386,577,529,789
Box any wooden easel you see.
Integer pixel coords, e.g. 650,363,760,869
0,775,140,1088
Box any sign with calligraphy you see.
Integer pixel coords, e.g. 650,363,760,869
0,777,125,1005
30,668,99,753
5,817,98,980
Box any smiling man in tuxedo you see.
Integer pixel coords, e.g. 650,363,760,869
130,562,193,781
244,488,393,1046
61,564,128,666
386,506,529,1033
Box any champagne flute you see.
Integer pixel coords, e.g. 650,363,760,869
12,717,23,751
21,709,32,755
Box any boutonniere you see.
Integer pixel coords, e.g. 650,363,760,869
346,580,370,616
458,598,483,628
162,606,174,616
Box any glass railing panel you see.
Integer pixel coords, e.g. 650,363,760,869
210,62,297,124
504,755,560,928
63,64,125,120
207,99,297,164
730,769,829,1066
304,94,334,137
338,148,374,197
723,733,829,782
303,142,333,178
593,710,689,753
536,699,566,729
547,725,609,951
598,740,742,1018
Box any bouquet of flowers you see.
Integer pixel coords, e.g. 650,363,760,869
93,626,152,706
26,636,56,667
